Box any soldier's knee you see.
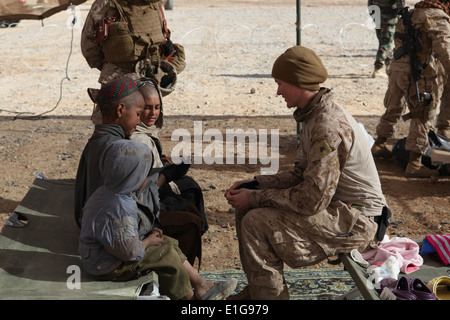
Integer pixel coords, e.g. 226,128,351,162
241,208,271,234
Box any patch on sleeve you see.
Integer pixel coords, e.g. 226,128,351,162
315,140,332,158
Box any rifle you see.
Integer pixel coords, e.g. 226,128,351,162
394,7,432,109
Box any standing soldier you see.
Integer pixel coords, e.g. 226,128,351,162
371,0,450,177
81,0,185,124
369,0,405,78
435,58,450,138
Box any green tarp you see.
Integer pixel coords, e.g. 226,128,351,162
0,177,156,300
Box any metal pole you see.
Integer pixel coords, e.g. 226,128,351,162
296,0,302,135
296,0,301,46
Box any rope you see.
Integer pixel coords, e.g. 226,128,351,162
7,7,77,120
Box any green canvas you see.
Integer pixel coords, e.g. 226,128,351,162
0,178,156,300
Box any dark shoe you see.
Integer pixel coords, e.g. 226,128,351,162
411,278,437,300
379,277,416,300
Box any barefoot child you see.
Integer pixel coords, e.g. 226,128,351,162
79,139,236,300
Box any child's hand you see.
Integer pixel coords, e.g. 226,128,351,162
143,228,164,248
161,154,173,165
152,228,163,238
147,233,164,246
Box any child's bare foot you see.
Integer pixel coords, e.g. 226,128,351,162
196,279,238,300
194,281,214,299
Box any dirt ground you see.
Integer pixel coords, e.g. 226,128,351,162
0,0,449,272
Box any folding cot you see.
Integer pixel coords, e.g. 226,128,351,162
0,177,163,300
338,242,449,300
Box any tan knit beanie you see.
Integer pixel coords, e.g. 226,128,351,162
271,46,328,91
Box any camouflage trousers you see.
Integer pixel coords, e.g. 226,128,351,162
376,69,437,154
374,19,397,69
235,203,378,300
435,60,450,130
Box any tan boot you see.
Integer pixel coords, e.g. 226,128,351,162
371,66,387,79
405,152,439,178
437,127,450,139
371,137,392,158
226,286,251,300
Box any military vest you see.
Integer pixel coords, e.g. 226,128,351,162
102,0,166,66
394,8,433,76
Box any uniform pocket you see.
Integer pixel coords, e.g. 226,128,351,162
103,22,137,62
308,203,361,240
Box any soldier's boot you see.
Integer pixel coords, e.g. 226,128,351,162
226,286,251,300
371,65,387,79
437,127,450,139
227,284,289,300
371,136,392,158
405,152,439,178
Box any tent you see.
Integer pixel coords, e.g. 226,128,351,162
0,0,173,22
0,0,87,21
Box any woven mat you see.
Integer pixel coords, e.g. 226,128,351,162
200,268,357,300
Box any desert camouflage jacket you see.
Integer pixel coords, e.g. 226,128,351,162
392,7,450,76
81,0,166,84
249,89,386,218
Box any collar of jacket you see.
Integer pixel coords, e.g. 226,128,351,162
293,87,330,123
135,121,159,138
93,124,126,138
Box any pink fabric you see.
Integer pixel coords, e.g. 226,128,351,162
425,234,450,265
361,238,423,274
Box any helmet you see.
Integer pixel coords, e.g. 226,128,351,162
135,59,177,97
155,59,177,96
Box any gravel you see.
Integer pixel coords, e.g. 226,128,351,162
0,1,383,118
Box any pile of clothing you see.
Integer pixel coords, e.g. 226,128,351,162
421,234,450,265
349,235,450,300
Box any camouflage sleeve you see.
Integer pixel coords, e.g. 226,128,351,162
426,9,450,74
80,0,113,70
248,116,353,216
254,147,306,189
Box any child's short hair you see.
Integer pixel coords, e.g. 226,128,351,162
97,76,142,117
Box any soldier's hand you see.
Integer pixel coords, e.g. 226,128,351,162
225,188,250,211
225,179,255,198
161,39,176,57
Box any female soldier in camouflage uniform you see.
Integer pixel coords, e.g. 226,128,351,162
225,46,389,300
